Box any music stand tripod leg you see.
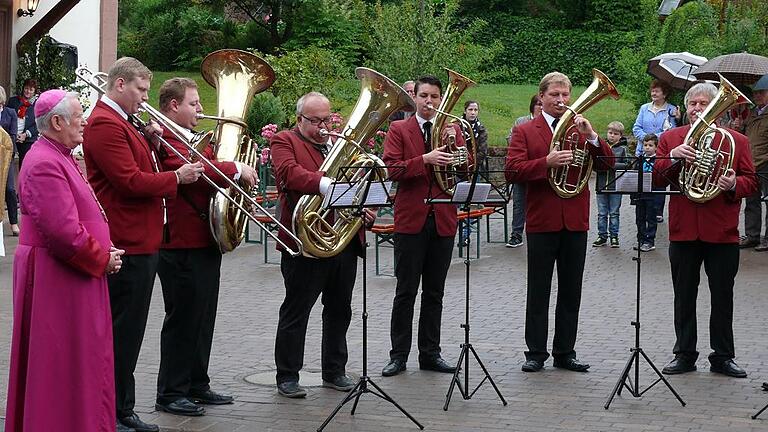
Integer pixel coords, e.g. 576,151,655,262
753,402,768,419
638,349,685,406
443,344,469,411
468,345,507,405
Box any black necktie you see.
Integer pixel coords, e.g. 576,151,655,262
314,143,328,158
551,117,559,130
423,121,432,153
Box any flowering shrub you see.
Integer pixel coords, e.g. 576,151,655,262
253,123,279,165
367,129,387,156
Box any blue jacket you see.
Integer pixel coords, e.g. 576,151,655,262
632,102,677,155
0,106,18,153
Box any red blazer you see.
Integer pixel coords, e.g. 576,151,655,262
505,114,613,233
382,116,464,236
654,125,757,243
157,129,238,249
83,100,178,254
270,128,364,255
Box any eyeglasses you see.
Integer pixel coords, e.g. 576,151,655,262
300,114,331,126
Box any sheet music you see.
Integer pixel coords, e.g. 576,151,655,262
322,181,392,208
614,170,653,193
451,181,492,203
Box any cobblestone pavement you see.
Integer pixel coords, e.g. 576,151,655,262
2,185,768,431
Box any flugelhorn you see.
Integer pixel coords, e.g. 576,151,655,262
76,65,303,256
548,69,620,198
679,74,750,203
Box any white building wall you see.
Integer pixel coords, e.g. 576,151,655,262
10,0,102,90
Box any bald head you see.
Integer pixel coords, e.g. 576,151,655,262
296,92,332,145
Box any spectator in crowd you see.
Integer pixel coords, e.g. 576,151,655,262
0,85,19,236
593,121,628,248
742,74,768,251
7,78,39,168
389,80,416,122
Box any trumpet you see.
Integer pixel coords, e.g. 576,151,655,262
76,66,303,256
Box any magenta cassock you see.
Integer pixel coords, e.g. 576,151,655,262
5,136,116,431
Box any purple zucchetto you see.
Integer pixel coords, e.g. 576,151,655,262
34,89,68,118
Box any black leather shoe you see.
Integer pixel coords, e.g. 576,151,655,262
710,359,747,378
762,382,768,391
661,357,696,375
419,356,456,373
189,389,234,405
119,414,160,432
382,359,407,377
521,359,544,372
322,374,356,391
277,381,307,398
155,398,205,416
117,421,135,432
553,357,590,372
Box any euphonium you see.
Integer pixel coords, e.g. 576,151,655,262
679,74,750,203
201,49,276,253
293,68,415,258
548,69,620,198
428,69,477,194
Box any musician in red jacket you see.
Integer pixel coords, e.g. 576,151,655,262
506,71,613,373
83,57,203,432
654,82,757,378
154,77,258,416
380,75,464,377
270,92,375,398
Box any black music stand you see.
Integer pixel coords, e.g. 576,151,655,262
426,166,509,411
317,165,423,431
598,155,686,409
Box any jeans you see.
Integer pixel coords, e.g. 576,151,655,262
596,193,621,238
511,183,526,234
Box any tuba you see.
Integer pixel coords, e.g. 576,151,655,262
428,69,477,194
548,69,620,198
679,74,750,203
0,128,11,220
293,68,415,258
202,49,276,253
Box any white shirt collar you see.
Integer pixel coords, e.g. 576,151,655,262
100,95,129,121
415,113,436,131
542,111,559,132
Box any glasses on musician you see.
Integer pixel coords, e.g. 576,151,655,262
301,114,332,126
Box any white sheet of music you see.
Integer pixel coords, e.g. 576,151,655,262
322,181,392,208
451,181,491,203
614,170,653,193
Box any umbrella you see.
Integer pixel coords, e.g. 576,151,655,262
692,52,768,86
647,52,708,90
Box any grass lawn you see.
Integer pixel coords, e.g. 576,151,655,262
147,71,639,148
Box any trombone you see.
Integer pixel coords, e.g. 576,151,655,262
76,66,303,256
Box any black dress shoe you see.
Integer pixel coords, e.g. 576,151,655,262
119,413,160,432
419,356,456,373
710,359,747,378
117,421,135,432
661,357,696,375
553,357,590,372
521,359,544,372
382,358,407,377
762,382,768,391
189,389,234,405
155,398,205,416
277,380,307,398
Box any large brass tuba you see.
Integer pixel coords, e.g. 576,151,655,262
548,69,620,198
293,68,415,258
679,74,750,203
428,69,477,194
202,49,276,252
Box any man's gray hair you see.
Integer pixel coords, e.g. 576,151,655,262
684,82,718,107
296,91,329,116
403,80,415,87
37,92,79,135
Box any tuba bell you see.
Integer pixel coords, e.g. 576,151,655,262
427,69,477,194
201,49,276,253
548,69,620,198
293,68,415,258
679,74,750,203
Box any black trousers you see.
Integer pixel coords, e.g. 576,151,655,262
524,230,587,363
669,240,738,364
108,253,159,418
274,242,359,384
389,215,454,362
156,247,222,404
16,140,33,169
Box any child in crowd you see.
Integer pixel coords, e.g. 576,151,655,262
634,134,660,252
593,121,629,248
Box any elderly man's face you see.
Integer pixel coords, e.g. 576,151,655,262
753,89,768,106
297,96,331,145
686,93,712,123
54,98,87,149
403,82,415,99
